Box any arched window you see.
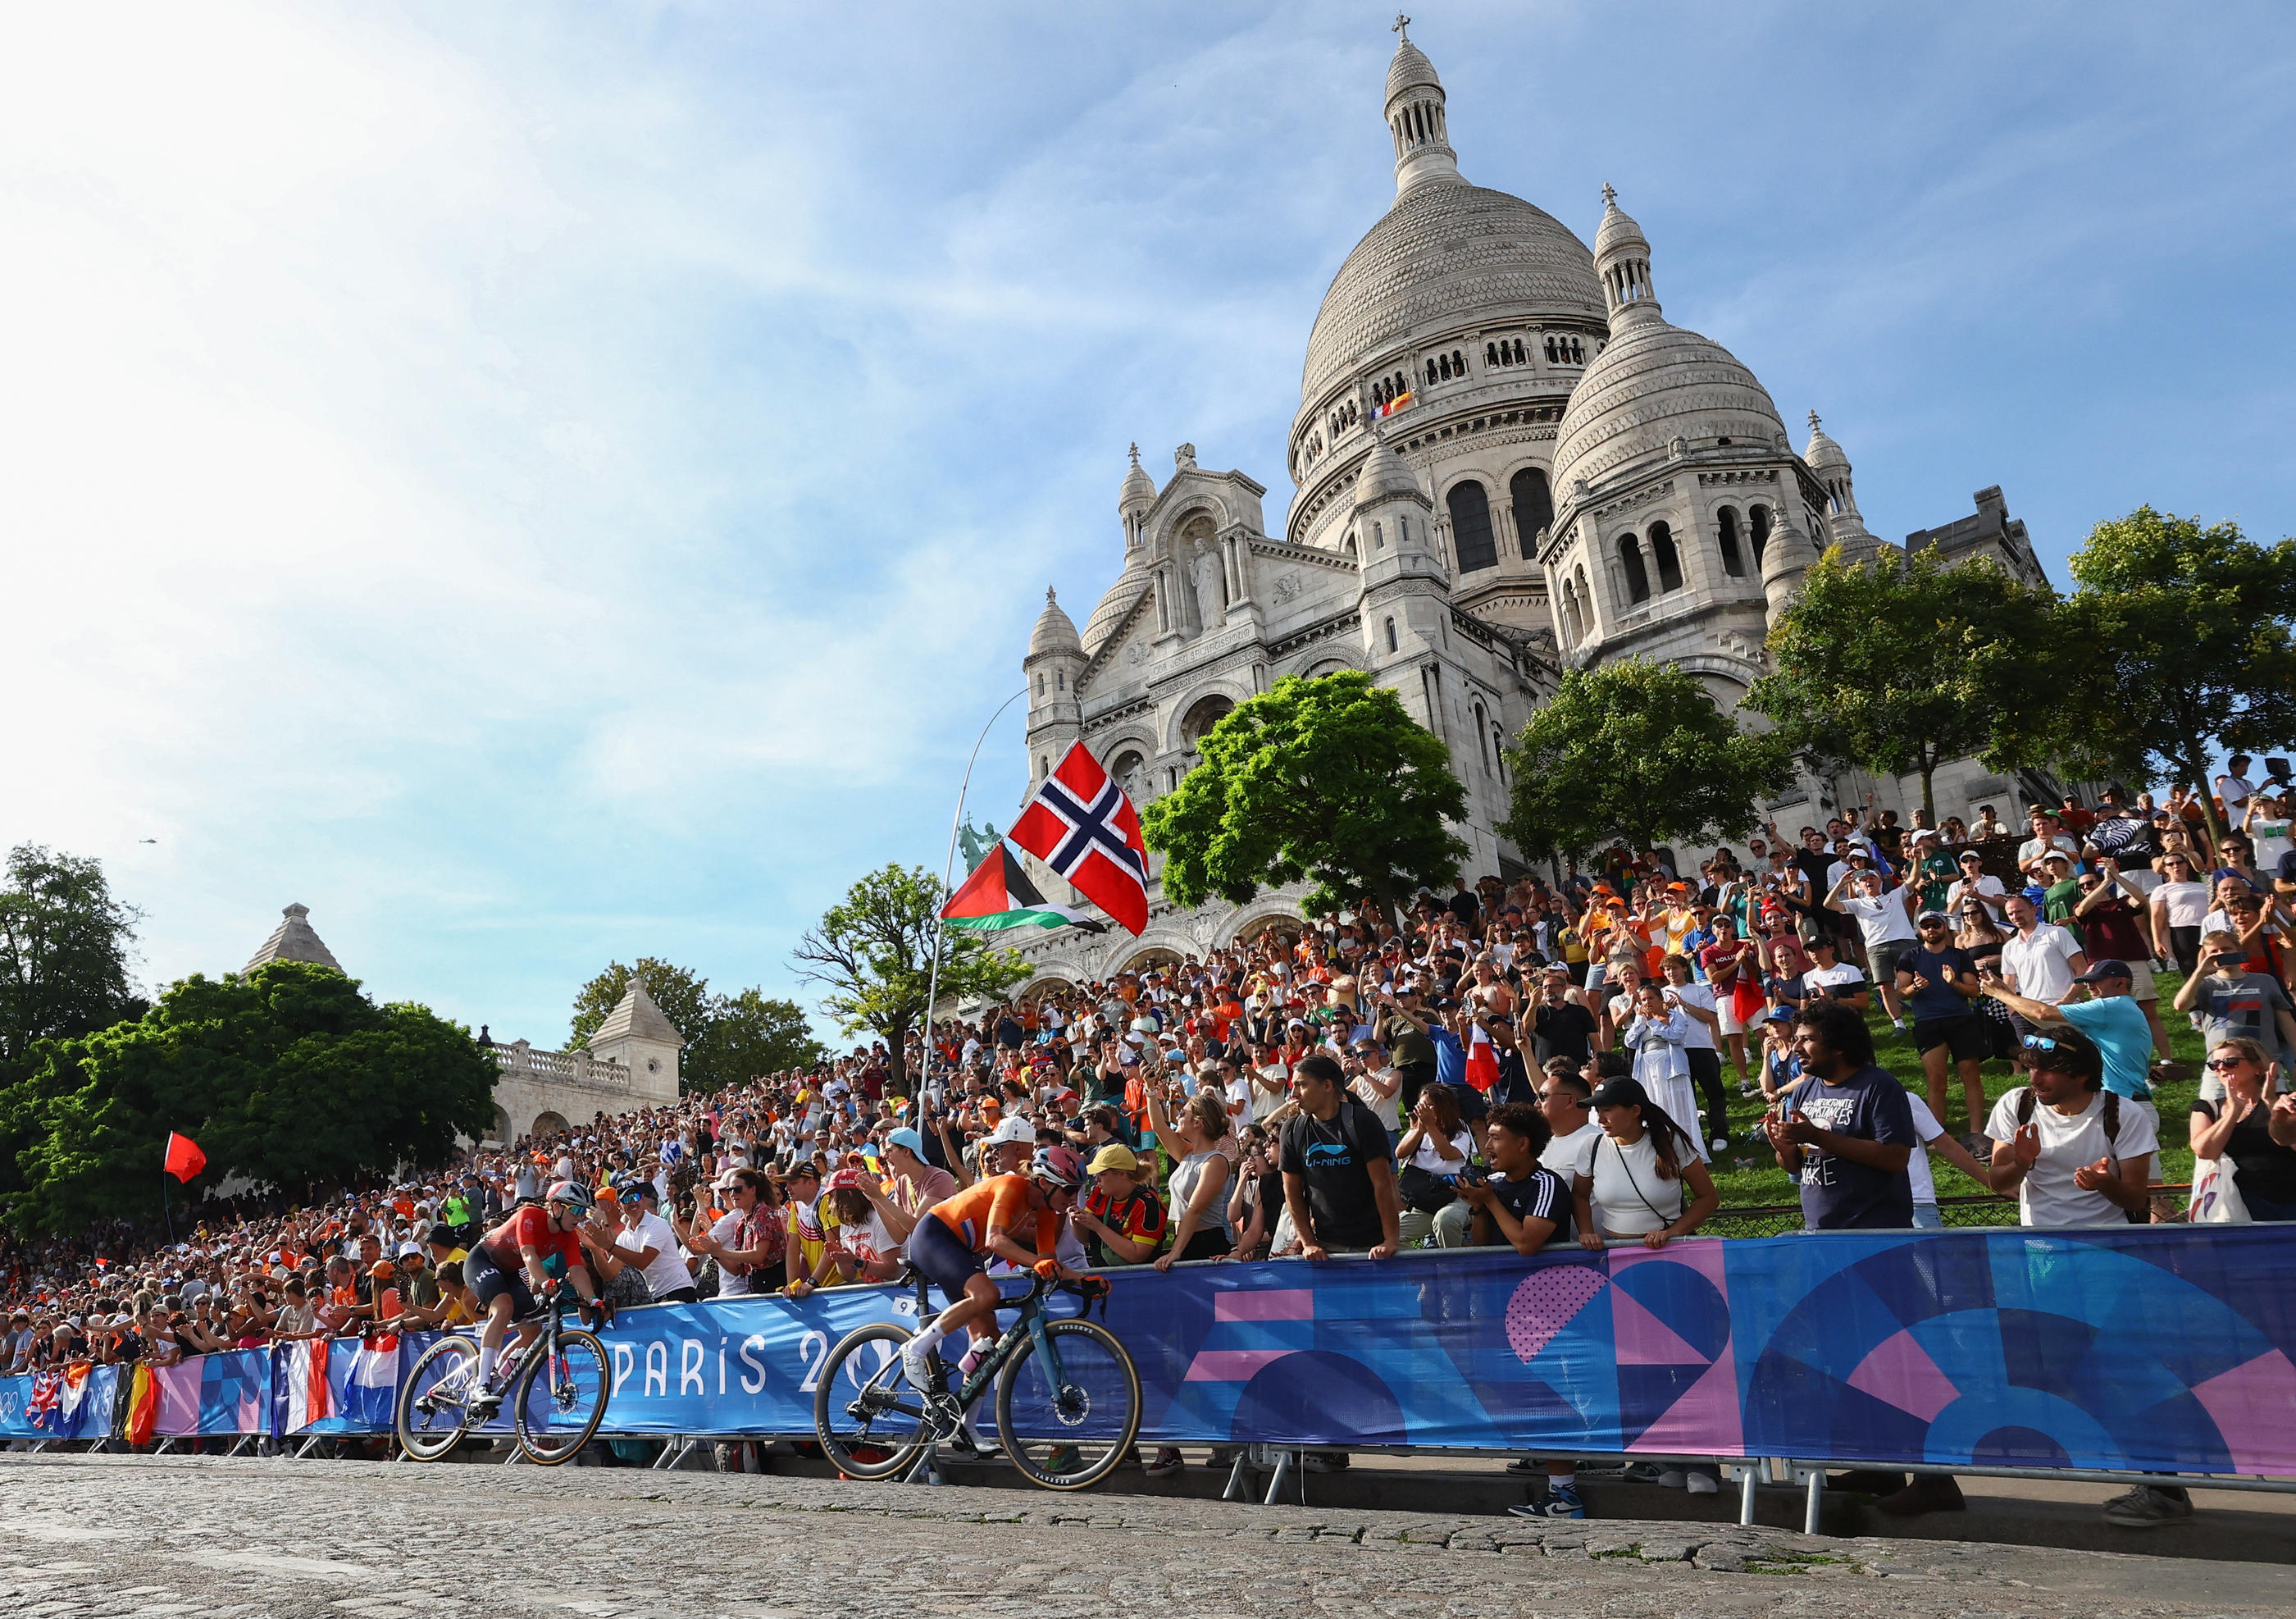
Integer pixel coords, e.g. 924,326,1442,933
1511,338,1527,364
1451,349,1465,376
1447,481,1497,572
1038,755,1048,778
1110,750,1147,802
1373,521,1385,550
1181,695,1233,750
1509,467,1554,558
1485,342,1498,367
1544,335,1559,363
1384,616,1398,652
1035,672,1044,695
1560,576,1581,644
1717,506,1745,576
1474,702,1491,773
1492,724,1507,784
1056,671,1065,691
1574,563,1592,623
1649,519,1683,593
1619,533,1651,604
1749,504,1772,568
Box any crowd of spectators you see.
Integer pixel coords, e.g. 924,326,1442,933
3,767,2292,1524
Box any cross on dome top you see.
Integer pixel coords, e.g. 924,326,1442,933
1393,13,1410,38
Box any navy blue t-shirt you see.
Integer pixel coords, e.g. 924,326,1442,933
1902,944,1978,1022
1791,1064,1917,1230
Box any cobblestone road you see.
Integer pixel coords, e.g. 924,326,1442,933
2,1454,2289,1619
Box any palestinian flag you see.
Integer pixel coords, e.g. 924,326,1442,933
941,843,1106,934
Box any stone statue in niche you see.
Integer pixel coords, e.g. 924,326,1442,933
1189,538,1224,635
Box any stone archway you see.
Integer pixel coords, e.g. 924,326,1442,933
531,1110,571,1141
490,1106,512,1146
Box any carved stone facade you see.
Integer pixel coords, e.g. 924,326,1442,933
1008,25,2057,988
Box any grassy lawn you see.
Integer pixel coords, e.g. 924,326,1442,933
1699,973,2209,1217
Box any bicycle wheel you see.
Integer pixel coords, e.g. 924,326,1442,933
397,1334,479,1462
813,1322,934,1481
995,1318,1140,1490
511,1329,610,1465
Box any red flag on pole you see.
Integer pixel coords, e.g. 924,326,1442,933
163,1132,206,1183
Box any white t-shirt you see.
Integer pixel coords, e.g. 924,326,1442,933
2153,880,2211,929
1842,891,1919,949
1664,982,1719,1051
1805,962,1869,1000
1905,1094,1946,1207
616,1211,695,1301
708,1210,760,1297
1590,1131,1683,1235
1984,1087,2158,1229
1349,1068,1401,1132
1402,1127,1474,1175
1541,1122,1602,1233
1227,1074,1260,1126
2001,924,2083,1003
1947,875,2007,914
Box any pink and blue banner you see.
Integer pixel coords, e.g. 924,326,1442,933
1,1227,2292,1475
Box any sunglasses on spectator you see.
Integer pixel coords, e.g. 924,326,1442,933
2205,1056,2248,1071
2021,1034,2065,1052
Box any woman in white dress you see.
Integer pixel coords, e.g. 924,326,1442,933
1620,983,1707,1161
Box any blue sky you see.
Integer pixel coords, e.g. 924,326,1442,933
4,2,2291,1047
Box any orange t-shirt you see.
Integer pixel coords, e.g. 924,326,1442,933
930,1174,1057,1256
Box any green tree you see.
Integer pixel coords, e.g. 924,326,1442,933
566,958,823,1093
1140,670,1469,927
2024,508,2296,847
0,845,146,1075
3,960,495,1234
1748,548,2049,819
566,958,713,1056
790,864,1028,1097
686,987,825,1092
1503,658,1794,864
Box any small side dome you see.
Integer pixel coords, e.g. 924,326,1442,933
1027,586,1082,657
1387,36,1441,103
1592,181,1648,262
1352,433,1424,505
1803,409,1850,472
1761,501,1818,583
1118,441,1157,513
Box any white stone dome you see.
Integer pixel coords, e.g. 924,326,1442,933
1027,587,1082,657
1592,186,1648,262
1553,318,1787,494
1119,445,1156,510
1353,433,1423,504
1301,184,1605,407
1386,38,1441,102
1079,568,1148,654
1803,410,1849,472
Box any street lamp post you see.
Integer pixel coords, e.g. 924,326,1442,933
918,688,1026,1094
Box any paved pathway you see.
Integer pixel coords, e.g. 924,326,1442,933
2,1453,2289,1617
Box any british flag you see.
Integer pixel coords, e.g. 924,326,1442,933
1008,741,1150,936
25,1370,61,1429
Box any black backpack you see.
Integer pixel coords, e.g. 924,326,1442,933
2013,1087,2143,1224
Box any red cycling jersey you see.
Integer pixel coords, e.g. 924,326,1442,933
477,1205,584,1275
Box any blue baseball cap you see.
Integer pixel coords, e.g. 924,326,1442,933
885,1128,926,1157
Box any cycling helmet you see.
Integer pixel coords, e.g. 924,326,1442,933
544,1179,593,1214
1027,1144,1083,1192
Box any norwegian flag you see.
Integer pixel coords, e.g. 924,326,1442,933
1008,741,1150,936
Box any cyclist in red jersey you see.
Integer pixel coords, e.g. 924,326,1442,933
463,1179,602,1416
900,1146,1085,1401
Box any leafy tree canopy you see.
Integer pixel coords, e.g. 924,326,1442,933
0,844,146,1075
791,863,1027,1095
1748,547,2050,819
567,957,823,1094
1140,670,1469,925
2,960,495,1235
1503,657,1793,864
2022,507,2296,846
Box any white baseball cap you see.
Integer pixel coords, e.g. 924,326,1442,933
984,1116,1036,1147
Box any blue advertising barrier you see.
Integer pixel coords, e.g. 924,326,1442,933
5,1226,2294,1475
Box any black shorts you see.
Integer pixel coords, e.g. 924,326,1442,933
1914,1015,1992,1064
908,1211,984,1304
464,1242,536,1316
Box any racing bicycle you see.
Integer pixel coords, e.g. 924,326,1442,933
395,1284,612,1465
813,1266,1140,1491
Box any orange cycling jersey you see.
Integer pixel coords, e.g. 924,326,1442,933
929,1173,1057,1258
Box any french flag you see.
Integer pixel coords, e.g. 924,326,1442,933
284,1339,333,1432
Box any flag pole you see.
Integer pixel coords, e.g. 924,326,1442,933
921,688,1026,1097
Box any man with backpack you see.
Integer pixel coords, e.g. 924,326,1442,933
1981,1024,2155,1228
